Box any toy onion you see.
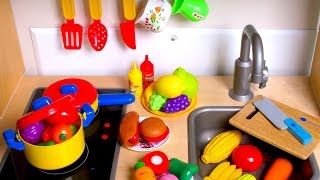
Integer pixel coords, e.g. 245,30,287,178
20,121,45,144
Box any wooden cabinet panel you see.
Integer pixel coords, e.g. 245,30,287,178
310,26,320,107
0,0,25,118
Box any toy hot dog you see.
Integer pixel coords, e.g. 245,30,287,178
119,111,140,147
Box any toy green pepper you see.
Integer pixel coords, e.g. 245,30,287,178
169,158,199,180
38,140,55,146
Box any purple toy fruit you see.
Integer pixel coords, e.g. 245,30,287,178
157,173,179,180
162,94,190,113
20,121,45,144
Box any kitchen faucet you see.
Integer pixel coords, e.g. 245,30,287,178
229,24,269,102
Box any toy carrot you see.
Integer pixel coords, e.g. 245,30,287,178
134,162,156,180
264,158,293,180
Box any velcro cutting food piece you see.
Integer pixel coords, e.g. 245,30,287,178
253,98,288,130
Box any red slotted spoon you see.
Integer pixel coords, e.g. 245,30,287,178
88,0,108,51
61,0,83,50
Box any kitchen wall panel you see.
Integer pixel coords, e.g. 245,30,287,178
0,0,24,119
10,0,320,75
31,27,316,76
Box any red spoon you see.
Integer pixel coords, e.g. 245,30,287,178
88,0,108,51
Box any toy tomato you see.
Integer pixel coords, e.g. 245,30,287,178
143,151,169,175
50,123,73,144
231,144,263,172
302,160,313,179
41,126,51,142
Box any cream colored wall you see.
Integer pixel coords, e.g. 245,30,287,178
0,0,24,119
9,0,320,75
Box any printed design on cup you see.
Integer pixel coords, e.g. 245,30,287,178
144,6,167,32
192,12,205,20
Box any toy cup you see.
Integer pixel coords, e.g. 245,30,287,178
171,0,209,22
135,0,172,32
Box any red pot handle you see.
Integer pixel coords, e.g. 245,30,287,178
16,95,75,129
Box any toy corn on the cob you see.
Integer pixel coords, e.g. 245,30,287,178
201,130,242,164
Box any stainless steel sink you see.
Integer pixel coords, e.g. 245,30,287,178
188,106,319,180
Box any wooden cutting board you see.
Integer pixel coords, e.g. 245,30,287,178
229,95,320,160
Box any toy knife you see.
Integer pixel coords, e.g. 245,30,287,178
253,98,312,145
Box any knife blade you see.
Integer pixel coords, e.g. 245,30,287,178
253,98,312,145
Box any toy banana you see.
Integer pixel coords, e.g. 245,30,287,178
204,161,242,180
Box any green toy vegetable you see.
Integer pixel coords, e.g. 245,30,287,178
38,140,55,146
149,92,167,111
69,124,78,135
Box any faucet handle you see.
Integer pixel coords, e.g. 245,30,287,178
259,65,269,89
259,83,266,88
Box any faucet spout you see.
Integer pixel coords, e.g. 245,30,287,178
229,24,269,102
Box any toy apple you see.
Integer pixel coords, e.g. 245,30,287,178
231,144,263,172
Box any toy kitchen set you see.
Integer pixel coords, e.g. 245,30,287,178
1,0,320,180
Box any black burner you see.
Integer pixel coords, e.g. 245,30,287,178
0,88,127,180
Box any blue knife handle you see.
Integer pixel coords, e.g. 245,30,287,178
98,93,135,106
284,118,312,145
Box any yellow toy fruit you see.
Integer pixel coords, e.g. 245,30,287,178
204,161,242,180
218,165,236,179
237,174,256,180
154,75,185,98
205,161,230,180
201,130,242,164
228,168,243,179
173,67,199,98
142,82,156,104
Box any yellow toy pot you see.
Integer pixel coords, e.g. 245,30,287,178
3,95,94,170
3,79,135,170
17,120,85,170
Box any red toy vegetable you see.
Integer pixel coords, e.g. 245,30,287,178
20,121,45,144
302,160,313,179
231,144,263,172
41,126,51,142
143,151,170,175
50,123,73,144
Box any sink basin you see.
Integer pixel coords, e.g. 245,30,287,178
188,106,320,180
